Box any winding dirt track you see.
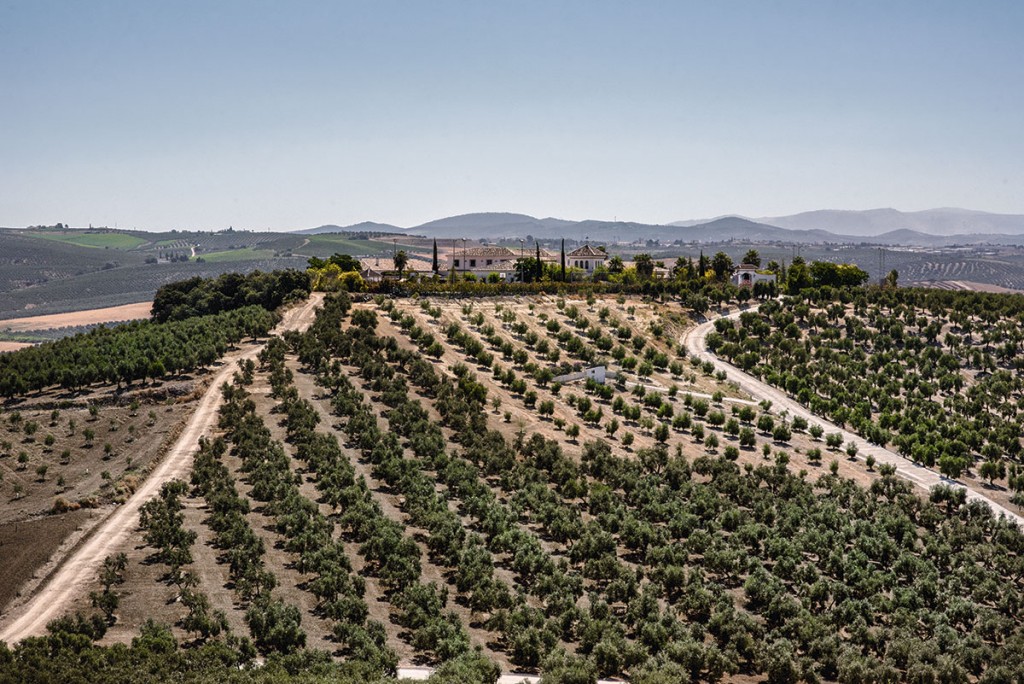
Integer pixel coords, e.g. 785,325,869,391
682,308,1024,529
0,294,323,644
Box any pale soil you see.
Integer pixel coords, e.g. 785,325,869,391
0,402,195,526
88,372,344,649
384,298,881,502
388,296,746,460
0,295,324,643
79,311,520,665
0,342,32,352
784,301,1022,514
241,378,358,652
0,301,153,331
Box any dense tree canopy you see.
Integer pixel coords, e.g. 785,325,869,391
708,287,1024,492
12,286,1024,682
152,269,310,323
0,306,278,397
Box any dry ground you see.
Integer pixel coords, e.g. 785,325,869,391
382,295,891,504
0,295,323,643
0,301,152,331
0,508,97,609
0,394,197,615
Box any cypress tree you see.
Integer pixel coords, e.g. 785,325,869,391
432,239,439,273
535,242,542,281
560,239,566,281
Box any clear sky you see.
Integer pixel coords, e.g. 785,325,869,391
2,1,1022,230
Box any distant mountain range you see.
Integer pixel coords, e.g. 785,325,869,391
297,208,1024,246
672,208,1024,237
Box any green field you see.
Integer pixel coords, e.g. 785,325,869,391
0,330,48,343
303,234,394,255
28,231,148,250
197,247,280,262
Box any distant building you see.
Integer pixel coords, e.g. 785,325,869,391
553,366,609,385
732,264,776,287
360,256,431,282
447,246,519,281
537,247,559,264
360,266,385,283
566,244,608,275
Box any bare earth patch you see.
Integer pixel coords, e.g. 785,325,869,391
0,508,98,610
0,301,153,331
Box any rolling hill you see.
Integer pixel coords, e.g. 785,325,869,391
296,221,405,235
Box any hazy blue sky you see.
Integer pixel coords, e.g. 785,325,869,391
2,1,1022,230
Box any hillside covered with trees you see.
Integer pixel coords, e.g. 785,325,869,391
8,288,1024,683
706,287,1024,501
0,270,312,398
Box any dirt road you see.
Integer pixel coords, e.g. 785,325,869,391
0,294,323,644
682,308,1024,528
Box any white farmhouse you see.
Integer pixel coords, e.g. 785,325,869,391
731,264,776,287
448,246,519,281
566,244,608,275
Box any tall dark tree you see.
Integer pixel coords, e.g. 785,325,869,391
672,256,688,279
711,251,734,281
634,253,655,279
394,250,409,277
535,243,543,281
698,251,709,278
560,239,566,281
432,239,439,273
786,256,811,293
